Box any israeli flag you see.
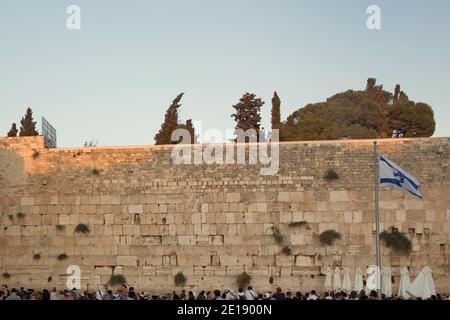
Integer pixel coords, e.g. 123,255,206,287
379,155,422,199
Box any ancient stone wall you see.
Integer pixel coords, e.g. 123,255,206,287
0,136,449,293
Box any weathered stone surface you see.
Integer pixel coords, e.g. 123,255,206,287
0,136,449,294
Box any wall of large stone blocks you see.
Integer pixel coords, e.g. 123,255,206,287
0,136,449,294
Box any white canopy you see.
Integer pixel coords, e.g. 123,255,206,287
398,267,411,299
381,267,392,297
324,266,332,292
342,267,352,292
354,267,364,292
333,267,341,292
406,266,436,299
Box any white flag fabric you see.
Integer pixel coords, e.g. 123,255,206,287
379,155,422,199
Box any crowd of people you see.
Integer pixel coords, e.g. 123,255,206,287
1,284,448,301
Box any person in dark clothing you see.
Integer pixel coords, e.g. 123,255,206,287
272,287,286,300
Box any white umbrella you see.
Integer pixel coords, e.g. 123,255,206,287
333,267,341,292
354,267,364,292
381,267,392,297
324,266,332,292
342,267,352,292
407,266,436,299
398,267,411,299
366,265,380,292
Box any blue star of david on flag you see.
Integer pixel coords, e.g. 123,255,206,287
379,155,422,199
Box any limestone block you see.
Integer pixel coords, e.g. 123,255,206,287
276,255,294,267
425,210,436,222
226,193,240,203
129,204,143,214
117,256,138,266
178,235,192,245
20,197,34,206
59,214,70,225
209,235,224,245
278,192,290,202
330,191,348,202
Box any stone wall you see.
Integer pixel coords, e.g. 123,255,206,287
0,136,449,294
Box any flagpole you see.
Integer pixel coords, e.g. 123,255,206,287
374,141,382,300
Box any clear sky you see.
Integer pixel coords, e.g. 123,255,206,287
1,0,449,147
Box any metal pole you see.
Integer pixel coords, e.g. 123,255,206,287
374,141,382,300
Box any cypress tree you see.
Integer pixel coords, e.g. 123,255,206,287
19,107,39,136
271,91,281,130
154,93,184,145
184,119,198,144
393,84,401,103
7,123,18,137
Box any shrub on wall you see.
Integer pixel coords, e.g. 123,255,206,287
174,272,187,287
319,229,342,246
92,168,100,176
47,276,52,283
57,253,68,261
271,226,284,244
324,169,339,181
108,274,127,286
281,246,292,255
237,272,251,289
288,221,308,228
2,272,11,279
33,253,41,260
380,228,412,254
16,212,25,219
74,223,90,235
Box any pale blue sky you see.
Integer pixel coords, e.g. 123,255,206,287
1,0,449,147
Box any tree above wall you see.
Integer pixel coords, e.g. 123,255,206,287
280,78,435,141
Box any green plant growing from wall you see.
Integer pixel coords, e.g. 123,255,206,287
319,229,342,246
2,272,11,279
174,272,187,287
237,272,251,289
380,227,412,254
108,274,127,286
288,221,308,228
269,276,274,284
324,169,339,181
16,212,25,219
56,225,65,231
57,253,68,261
281,246,292,255
74,223,90,235
271,226,284,244
33,253,41,260
48,276,52,283
92,168,100,176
